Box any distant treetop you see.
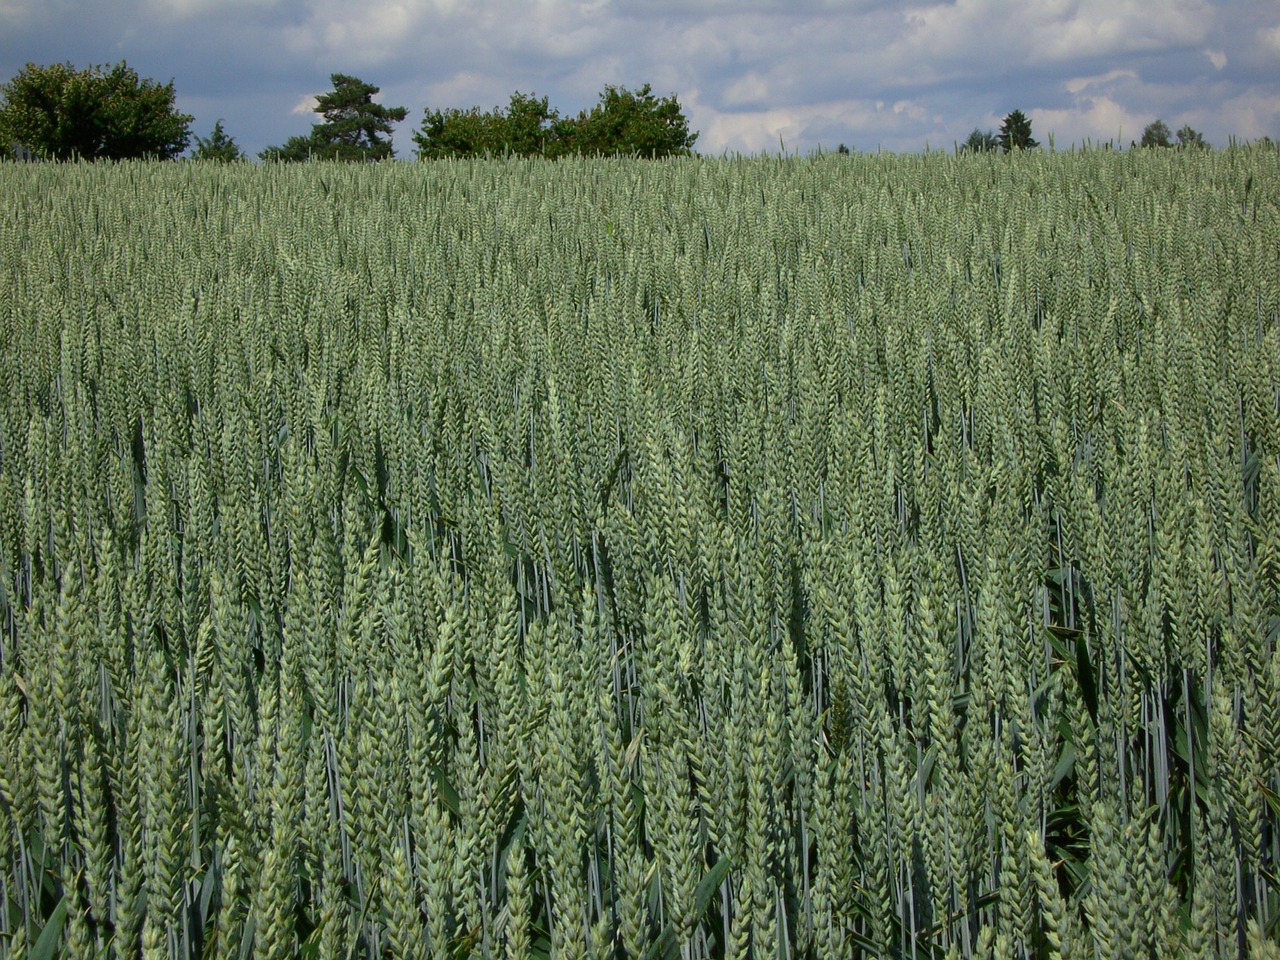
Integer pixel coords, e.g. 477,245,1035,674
961,128,998,153
1137,119,1208,149
261,74,408,162
191,119,244,162
1140,119,1174,148
997,110,1038,152
414,83,698,160
1175,124,1208,149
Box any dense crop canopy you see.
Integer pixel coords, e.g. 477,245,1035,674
0,149,1278,959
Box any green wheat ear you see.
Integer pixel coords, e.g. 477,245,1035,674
826,678,852,756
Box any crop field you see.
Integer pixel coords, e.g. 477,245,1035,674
0,149,1278,959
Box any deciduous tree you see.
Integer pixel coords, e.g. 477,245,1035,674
0,61,192,160
1140,119,1173,148
961,128,998,153
414,83,697,160
414,91,558,159
191,119,243,162
1176,124,1207,149
557,84,697,158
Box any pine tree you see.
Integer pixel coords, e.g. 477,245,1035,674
261,74,407,161
997,109,1038,152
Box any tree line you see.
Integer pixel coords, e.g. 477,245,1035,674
0,60,1247,163
961,111,1208,154
0,63,697,162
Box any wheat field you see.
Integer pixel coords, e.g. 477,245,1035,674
0,149,1277,959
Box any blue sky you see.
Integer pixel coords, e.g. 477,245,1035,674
2,0,1277,157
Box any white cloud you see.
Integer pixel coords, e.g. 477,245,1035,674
1211,89,1280,142
1065,69,1138,96
278,0,442,65
896,0,1213,70
331,2,416,52
420,72,511,110
696,106,807,155
722,73,774,109
1032,96,1148,147
685,92,944,155
892,99,932,124
291,94,318,115
1,0,1274,156
144,0,275,16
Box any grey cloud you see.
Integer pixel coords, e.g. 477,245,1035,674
1,0,1275,157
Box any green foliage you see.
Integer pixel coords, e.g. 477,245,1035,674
258,133,322,163
190,119,244,162
261,73,407,161
1176,123,1208,148
961,127,999,153
1141,119,1174,148
1140,120,1209,150
0,60,192,160
556,83,698,157
414,83,697,159
998,108,1039,152
414,91,559,159
1,146,1278,959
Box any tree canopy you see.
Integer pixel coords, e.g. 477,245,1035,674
997,110,1038,152
558,84,698,158
261,74,407,161
1137,119,1208,149
1140,119,1174,148
414,91,560,159
414,84,698,160
0,61,192,160
191,119,244,162
1175,124,1208,148
961,128,999,153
